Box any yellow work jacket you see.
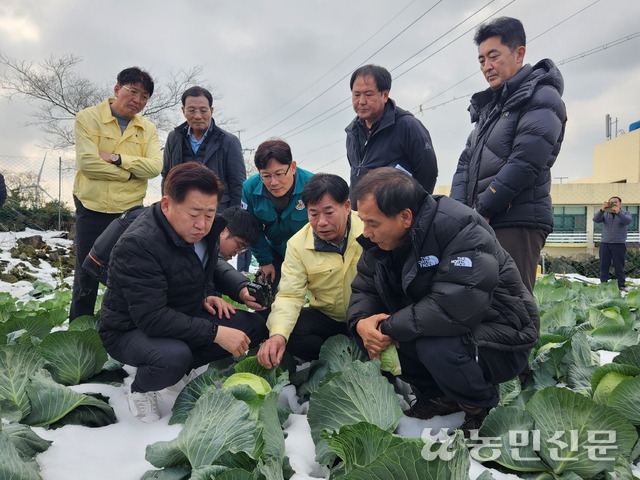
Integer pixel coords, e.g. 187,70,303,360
267,211,363,340
73,99,162,213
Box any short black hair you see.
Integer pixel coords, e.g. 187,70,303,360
254,139,293,170
474,17,526,51
219,206,260,245
353,167,426,218
609,196,622,204
164,162,223,204
302,173,349,206
181,86,213,107
349,64,392,92
117,67,154,97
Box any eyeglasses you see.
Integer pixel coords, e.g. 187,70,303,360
229,235,249,254
259,165,291,183
185,107,211,116
121,85,150,102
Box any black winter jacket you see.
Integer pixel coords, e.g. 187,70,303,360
162,120,246,211
99,202,250,349
450,59,566,232
345,99,438,203
347,195,539,352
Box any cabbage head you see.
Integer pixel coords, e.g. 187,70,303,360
380,344,402,376
221,372,272,397
593,371,632,405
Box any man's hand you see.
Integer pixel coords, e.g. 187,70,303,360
238,286,266,311
601,201,610,212
355,313,392,360
259,264,276,283
612,203,621,214
203,295,236,319
257,335,286,369
214,325,250,357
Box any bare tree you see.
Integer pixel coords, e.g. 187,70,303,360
0,52,222,150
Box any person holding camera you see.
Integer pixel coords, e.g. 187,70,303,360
257,174,363,368
593,196,632,290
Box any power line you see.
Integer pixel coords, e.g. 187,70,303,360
409,30,640,115
308,30,640,170
409,0,604,113
394,0,515,81
245,0,418,130
245,0,445,143
557,31,640,65
392,0,502,75
279,0,498,140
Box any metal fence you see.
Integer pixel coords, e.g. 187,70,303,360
0,154,163,210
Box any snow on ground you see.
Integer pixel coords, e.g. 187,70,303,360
1,229,639,479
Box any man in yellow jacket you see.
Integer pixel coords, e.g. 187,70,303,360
70,67,162,321
257,173,363,368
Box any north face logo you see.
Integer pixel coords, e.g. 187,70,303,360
451,257,472,267
418,255,439,268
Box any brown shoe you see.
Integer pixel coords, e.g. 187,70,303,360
406,395,462,420
458,403,489,437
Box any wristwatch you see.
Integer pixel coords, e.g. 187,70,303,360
109,154,122,166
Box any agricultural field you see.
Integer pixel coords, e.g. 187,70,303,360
1,230,640,480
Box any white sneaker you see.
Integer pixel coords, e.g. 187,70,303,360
127,390,161,423
166,369,201,393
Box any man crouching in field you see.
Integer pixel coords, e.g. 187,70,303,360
99,162,267,422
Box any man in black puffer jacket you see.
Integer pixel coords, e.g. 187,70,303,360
450,17,567,293
99,163,267,422
345,64,438,204
348,168,539,436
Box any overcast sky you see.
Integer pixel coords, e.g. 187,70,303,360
1,0,639,198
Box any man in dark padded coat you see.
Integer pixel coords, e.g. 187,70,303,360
347,168,539,436
345,64,438,204
162,86,245,212
450,17,567,293
99,162,267,422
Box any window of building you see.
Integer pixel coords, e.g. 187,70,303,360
553,206,586,232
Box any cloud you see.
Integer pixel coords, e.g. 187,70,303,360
0,14,39,43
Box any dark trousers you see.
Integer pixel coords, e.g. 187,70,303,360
286,308,348,361
393,336,529,408
70,196,120,321
236,249,253,273
494,227,547,293
105,309,267,393
599,243,626,288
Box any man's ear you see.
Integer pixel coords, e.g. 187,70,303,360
160,196,170,215
515,45,526,64
399,208,413,228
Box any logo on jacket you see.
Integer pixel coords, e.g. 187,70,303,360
240,201,248,210
295,200,305,210
418,255,439,268
451,257,472,267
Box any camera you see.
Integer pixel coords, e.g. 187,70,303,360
246,270,274,308
604,201,618,213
